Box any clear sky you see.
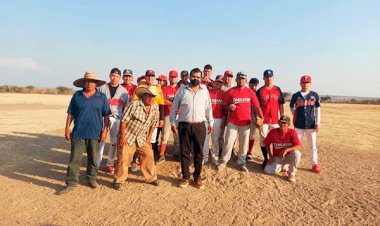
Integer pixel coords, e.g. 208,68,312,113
0,0,379,97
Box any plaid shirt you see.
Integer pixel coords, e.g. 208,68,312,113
121,99,159,147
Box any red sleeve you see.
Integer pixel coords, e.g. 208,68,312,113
263,130,274,146
223,90,231,106
291,129,301,146
250,90,260,108
162,87,168,100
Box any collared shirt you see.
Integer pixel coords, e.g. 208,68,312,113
67,90,111,139
121,99,159,147
170,85,213,125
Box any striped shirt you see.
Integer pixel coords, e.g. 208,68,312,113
170,85,213,125
121,100,159,147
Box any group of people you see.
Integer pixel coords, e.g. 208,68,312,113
58,64,321,194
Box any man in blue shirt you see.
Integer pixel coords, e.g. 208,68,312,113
58,71,111,195
290,75,321,174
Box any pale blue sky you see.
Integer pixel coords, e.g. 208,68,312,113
0,0,379,97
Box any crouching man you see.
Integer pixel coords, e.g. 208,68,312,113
263,115,301,182
113,86,161,190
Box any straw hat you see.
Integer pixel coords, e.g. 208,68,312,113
135,85,159,98
73,71,106,88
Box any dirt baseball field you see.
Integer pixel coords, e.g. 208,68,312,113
0,93,379,225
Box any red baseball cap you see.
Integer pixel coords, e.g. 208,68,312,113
300,75,312,83
224,70,233,77
156,75,167,81
169,70,178,77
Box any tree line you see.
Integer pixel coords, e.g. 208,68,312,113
0,85,379,104
0,85,74,95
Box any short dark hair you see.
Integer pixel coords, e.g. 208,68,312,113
190,68,202,77
249,78,260,85
204,64,212,70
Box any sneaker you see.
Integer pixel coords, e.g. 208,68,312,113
217,162,226,171
107,166,115,174
193,178,205,189
240,164,249,172
87,181,98,189
113,183,123,190
246,154,254,162
179,179,189,188
287,173,296,182
57,186,75,195
156,156,166,165
149,180,161,186
131,163,138,172
312,164,321,174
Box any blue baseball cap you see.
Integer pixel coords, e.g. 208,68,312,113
263,69,274,77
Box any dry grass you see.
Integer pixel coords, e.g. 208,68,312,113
0,93,379,225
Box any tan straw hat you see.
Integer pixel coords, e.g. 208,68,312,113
73,71,106,88
135,85,159,98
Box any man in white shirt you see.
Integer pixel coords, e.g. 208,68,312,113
171,68,213,189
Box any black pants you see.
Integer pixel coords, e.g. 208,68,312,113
178,122,206,180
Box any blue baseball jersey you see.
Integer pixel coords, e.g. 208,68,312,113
289,91,320,129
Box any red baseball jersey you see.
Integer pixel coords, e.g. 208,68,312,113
121,84,137,102
223,86,260,126
256,86,285,124
162,85,179,116
263,128,301,157
209,88,226,119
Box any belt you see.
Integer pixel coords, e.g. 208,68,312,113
179,121,204,125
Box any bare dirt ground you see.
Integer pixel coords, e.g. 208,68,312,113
0,93,379,225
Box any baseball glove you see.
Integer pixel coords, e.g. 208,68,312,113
255,117,263,128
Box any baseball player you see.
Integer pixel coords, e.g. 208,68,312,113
206,75,226,165
247,77,260,162
97,68,129,173
218,72,263,172
263,115,302,182
157,70,180,164
256,69,285,169
290,75,321,174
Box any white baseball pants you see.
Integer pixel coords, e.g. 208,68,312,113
221,123,250,165
296,128,318,165
97,116,120,167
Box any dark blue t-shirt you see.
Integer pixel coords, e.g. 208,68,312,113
289,91,320,129
67,90,111,139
